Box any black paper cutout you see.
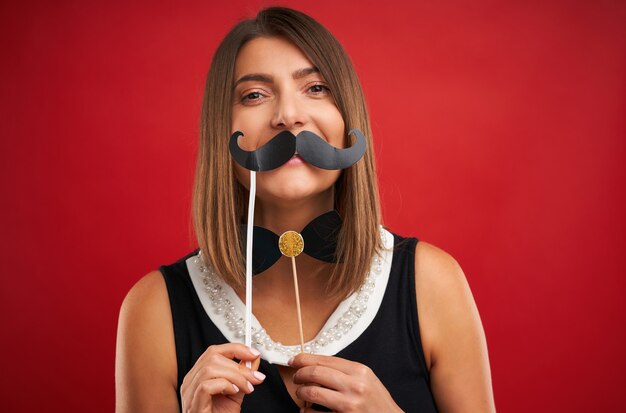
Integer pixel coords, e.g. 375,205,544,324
296,130,367,170
229,130,296,172
229,129,367,171
241,210,342,275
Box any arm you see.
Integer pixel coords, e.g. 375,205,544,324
414,242,496,412
115,271,265,413
115,271,179,413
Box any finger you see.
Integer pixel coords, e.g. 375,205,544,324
190,378,239,412
197,348,264,384
183,343,259,395
289,353,366,375
239,355,262,372
188,356,262,396
199,343,261,363
252,355,261,371
293,365,348,391
296,384,343,411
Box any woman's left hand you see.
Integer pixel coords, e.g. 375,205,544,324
289,353,403,413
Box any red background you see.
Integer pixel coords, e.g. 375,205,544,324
1,1,625,411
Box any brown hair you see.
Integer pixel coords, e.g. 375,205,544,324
193,7,382,299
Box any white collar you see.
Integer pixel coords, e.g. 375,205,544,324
187,227,394,366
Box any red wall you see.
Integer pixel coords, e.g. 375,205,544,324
1,1,624,411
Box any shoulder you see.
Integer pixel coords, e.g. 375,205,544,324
414,240,462,273
118,271,174,338
413,241,468,304
121,271,170,313
412,241,495,412
412,241,474,365
115,271,179,412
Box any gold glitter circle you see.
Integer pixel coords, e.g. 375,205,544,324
278,231,304,257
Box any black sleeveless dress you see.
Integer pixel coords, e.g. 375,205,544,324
160,234,439,412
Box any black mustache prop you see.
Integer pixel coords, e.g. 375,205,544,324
229,129,367,171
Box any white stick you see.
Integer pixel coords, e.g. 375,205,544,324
245,171,256,368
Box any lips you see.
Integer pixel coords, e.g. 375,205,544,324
285,154,305,165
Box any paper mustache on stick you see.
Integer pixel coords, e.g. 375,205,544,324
229,128,367,171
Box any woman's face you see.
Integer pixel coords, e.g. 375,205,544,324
231,36,345,206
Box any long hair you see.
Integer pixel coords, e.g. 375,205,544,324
193,7,382,299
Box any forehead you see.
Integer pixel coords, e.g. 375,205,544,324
234,36,315,78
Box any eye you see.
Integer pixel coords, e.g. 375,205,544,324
308,83,330,95
241,91,264,103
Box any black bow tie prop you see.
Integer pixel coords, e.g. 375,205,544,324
242,210,342,275
228,128,367,359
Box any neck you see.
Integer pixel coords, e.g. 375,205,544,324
253,188,334,234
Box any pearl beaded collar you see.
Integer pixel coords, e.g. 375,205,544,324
187,228,394,365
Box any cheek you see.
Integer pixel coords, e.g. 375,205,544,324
319,107,346,148
231,110,262,151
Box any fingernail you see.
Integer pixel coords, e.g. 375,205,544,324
253,371,266,381
249,347,261,356
247,381,254,392
288,356,294,366
232,384,240,393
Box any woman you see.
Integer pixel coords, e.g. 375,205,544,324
116,7,495,413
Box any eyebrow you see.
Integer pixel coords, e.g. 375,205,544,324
234,66,320,87
293,66,319,79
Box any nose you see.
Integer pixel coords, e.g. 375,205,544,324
270,93,307,130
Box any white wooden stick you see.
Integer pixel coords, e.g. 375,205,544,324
245,171,256,368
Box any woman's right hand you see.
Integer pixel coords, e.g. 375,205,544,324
180,343,265,413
